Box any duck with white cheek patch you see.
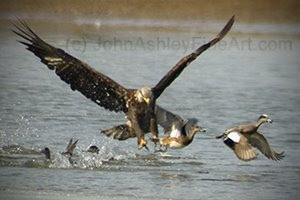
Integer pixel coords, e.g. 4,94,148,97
216,114,285,161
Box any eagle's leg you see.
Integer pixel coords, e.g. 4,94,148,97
150,116,159,144
130,115,149,151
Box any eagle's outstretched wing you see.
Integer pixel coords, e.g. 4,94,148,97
12,19,130,113
152,16,235,99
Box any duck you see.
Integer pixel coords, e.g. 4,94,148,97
41,138,78,163
156,106,206,151
41,147,51,160
61,138,78,158
158,118,206,151
86,145,100,154
216,114,285,161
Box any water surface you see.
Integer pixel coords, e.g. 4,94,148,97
0,18,300,199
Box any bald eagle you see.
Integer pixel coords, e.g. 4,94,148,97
12,16,234,150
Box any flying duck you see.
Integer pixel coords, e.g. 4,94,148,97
13,16,234,150
216,114,285,161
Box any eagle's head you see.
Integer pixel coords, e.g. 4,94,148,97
135,87,153,105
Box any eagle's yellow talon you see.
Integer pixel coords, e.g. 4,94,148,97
138,138,149,150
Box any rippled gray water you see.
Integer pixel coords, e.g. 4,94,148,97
0,20,300,199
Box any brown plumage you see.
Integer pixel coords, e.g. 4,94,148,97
158,118,206,151
12,16,234,150
216,114,285,161
61,138,78,157
156,106,206,151
101,124,134,140
101,105,205,151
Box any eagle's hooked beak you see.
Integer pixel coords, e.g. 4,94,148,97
143,97,150,105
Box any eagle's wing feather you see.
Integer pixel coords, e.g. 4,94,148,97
12,19,130,113
152,16,234,99
101,124,136,140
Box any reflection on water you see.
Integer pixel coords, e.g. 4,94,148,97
0,16,300,200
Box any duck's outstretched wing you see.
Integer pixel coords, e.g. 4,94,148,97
221,131,257,161
63,138,78,156
12,19,130,113
248,132,285,161
152,16,235,99
155,105,184,134
232,133,257,161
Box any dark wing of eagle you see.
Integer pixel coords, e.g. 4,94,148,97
152,16,235,99
12,19,130,113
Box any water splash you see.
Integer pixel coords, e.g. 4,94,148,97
0,142,136,170
0,114,40,146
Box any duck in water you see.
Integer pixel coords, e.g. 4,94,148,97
41,138,78,164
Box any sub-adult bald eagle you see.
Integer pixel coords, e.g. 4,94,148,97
12,16,234,150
